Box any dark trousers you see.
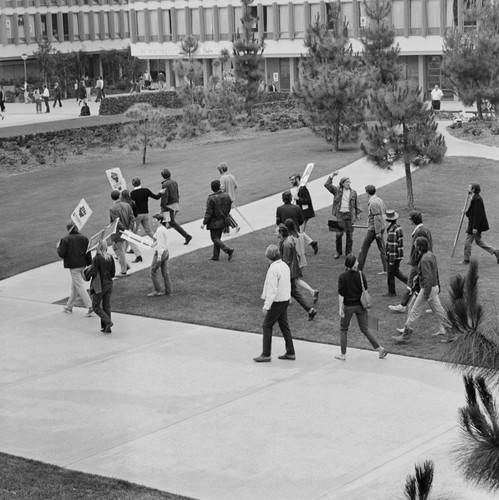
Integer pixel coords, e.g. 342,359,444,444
91,283,113,329
262,300,294,357
291,278,312,313
210,227,229,259
400,266,418,306
43,96,50,112
163,208,191,240
340,304,380,355
53,95,62,107
358,230,387,272
335,212,353,256
387,260,408,295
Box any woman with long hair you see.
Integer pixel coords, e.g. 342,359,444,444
88,240,116,333
337,254,387,361
284,218,319,304
120,189,142,263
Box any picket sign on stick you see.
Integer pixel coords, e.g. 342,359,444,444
70,198,92,231
300,162,314,187
121,230,155,249
233,205,255,232
451,190,471,258
87,218,120,253
105,167,127,192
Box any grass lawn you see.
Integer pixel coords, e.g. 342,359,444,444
0,128,362,280
0,452,194,499
109,156,499,362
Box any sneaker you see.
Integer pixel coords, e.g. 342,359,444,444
184,235,193,245
85,308,95,317
335,354,346,361
147,291,160,297
431,331,446,336
313,290,319,304
378,348,388,359
278,353,296,360
63,307,72,314
334,253,342,260
253,355,271,363
396,327,405,333
389,304,406,313
308,308,317,321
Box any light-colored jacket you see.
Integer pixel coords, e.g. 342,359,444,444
261,259,291,310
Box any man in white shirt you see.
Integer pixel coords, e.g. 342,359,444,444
218,162,240,232
148,213,172,297
42,85,50,113
430,85,443,111
254,244,295,363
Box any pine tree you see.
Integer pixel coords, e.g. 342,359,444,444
360,0,401,86
232,0,265,115
361,81,446,209
441,2,499,119
297,3,366,151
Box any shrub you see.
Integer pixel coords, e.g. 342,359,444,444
99,91,182,115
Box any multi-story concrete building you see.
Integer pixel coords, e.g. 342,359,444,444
1,0,470,98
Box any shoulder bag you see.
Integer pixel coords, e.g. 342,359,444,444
359,271,372,309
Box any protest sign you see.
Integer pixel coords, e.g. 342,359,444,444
106,167,127,192
121,230,155,249
87,219,119,253
70,198,92,230
300,163,314,187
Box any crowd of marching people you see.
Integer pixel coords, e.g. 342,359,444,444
57,165,499,359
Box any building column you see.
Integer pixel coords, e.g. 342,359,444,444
289,57,297,93
203,59,210,87
418,54,425,95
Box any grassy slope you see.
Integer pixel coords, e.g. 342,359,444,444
0,128,361,280
109,156,499,361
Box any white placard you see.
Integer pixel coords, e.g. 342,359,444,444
273,72,279,82
106,168,127,192
87,219,120,253
70,198,92,230
300,163,314,187
121,230,155,249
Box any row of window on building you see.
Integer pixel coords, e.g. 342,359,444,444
1,0,127,8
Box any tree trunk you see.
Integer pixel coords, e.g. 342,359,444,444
405,161,414,209
142,133,147,164
476,95,484,121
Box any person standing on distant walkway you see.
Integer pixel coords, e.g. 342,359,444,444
42,85,50,113
324,172,362,259
461,183,499,265
253,244,296,363
431,85,443,111
218,162,240,232
0,85,6,116
53,82,62,108
56,221,94,317
160,168,192,245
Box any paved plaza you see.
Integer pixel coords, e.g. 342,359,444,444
0,107,497,499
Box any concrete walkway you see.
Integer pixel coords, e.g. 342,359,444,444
0,116,498,499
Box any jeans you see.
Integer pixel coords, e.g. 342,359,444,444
43,96,50,112
291,278,312,313
135,213,154,238
53,95,62,107
262,301,294,357
464,232,496,261
162,208,191,240
405,285,448,334
399,266,418,307
387,260,408,295
210,227,230,259
66,267,92,309
91,283,113,329
112,239,128,273
358,230,387,272
150,251,172,294
335,212,353,256
340,304,380,355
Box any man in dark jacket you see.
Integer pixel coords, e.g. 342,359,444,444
160,168,192,245
462,183,499,264
56,221,93,316
201,180,234,261
109,190,135,276
289,173,319,254
276,191,304,228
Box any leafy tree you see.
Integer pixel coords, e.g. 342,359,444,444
123,103,172,164
441,2,499,120
204,79,244,131
297,4,366,151
360,0,401,86
232,0,265,115
361,81,446,208
33,40,53,85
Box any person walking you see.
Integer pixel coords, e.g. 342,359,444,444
276,190,304,228
56,221,94,316
120,189,142,263
253,244,296,363
430,84,443,111
159,168,192,245
384,209,408,297
357,185,387,273
324,171,362,259
201,180,235,261
23,81,32,104
42,85,50,113
130,177,162,239
78,80,87,105
148,213,173,297
389,211,433,313
461,183,499,265
109,190,135,276
289,173,319,254
87,240,116,334
33,87,42,114
392,237,449,344
336,254,388,361
0,85,6,116
277,224,317,321
218,162,240,232
53,82,62,108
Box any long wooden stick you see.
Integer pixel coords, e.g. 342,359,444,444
451,191,471,258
